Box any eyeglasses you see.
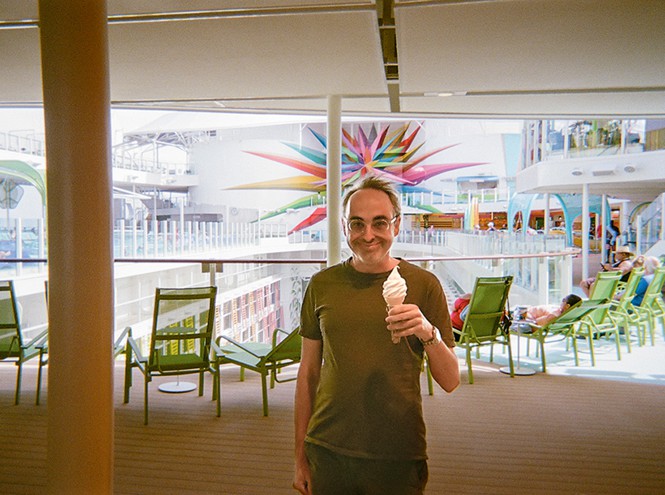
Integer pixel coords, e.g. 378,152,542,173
345,216,398,234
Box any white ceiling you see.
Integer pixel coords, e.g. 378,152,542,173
1,0,664,118
1,0,664,204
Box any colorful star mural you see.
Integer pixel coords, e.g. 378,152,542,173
227,122,486,233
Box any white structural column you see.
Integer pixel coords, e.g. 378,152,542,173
327,95,342,266
544,193,550,234
601,194,607,262
661,194,665,242
582,183,590,280
39,1,115,493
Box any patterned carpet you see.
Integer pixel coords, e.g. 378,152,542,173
1,337,664,494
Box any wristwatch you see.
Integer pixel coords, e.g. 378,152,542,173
420,326,440,347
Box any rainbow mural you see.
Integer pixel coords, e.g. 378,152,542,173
228,122,485,232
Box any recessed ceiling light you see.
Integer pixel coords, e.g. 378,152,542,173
423,91,466,97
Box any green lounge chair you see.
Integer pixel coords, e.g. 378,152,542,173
0,280,48,405
588,270,622,300
575,298,621,366
609,267,646,352
36,326,130,405
215,327,301,416
517,299,604,370
123,286,219,425
452,276,514,384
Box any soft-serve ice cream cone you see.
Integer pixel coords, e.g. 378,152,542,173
383,265,407,343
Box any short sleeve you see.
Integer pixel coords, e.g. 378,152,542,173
299,279,322,340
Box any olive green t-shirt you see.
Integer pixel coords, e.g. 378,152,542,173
300,259,454,460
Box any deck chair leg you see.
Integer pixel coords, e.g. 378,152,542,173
198,370,204,397
14,362,22,405
214,367,221,417
466,348,474,384
539,340,547,373
622,317,632,353
144,376,149,425
36,356,45,405
261,372,269,417
425,358,434,396
588,335,596,367
572,335,580,367
123,358,132,404
613,331,622,361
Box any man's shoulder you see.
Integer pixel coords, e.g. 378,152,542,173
399,259,437,279
310,260,348,282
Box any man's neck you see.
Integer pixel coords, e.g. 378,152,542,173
350,256,399,274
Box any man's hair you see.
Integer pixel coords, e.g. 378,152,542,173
342,176,401,218
644,255,662,274
563,294,582,307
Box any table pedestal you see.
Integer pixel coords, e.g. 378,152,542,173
500,323,536,376
158,381,197,393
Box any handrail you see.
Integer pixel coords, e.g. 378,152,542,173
0,249,580,265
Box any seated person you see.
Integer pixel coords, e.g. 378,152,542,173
579,245,634,296
619,255,662,306
451,293,581,334
450,293,471,337
524,294,582,327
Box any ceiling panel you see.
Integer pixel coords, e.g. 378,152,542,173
1,0,665,118
109,11,386,101
396,0,665,100
400,91,665,119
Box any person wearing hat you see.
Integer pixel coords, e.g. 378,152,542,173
580,245,634,296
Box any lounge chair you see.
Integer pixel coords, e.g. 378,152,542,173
452,276,514,384
0,280,48,404
215,327,301,416
123,286,219,425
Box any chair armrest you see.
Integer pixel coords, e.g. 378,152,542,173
272,328,289,347
113,327,131,358
24,326,48,350
216,335,263,358
127,335,147,364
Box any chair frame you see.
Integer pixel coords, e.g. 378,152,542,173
609,267,646,353
588,270,622,300
519,299,608,370
123,286,219,425
452,276,514,384
0,280,48,405
215,327,301,416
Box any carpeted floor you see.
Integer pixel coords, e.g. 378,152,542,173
1,340,664,494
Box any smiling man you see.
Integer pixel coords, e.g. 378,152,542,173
293,176,460,495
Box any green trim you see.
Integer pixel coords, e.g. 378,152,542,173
0,160,46,204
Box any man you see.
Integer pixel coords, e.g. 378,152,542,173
525,294,582,326
579,245,634,296
293,177,460,495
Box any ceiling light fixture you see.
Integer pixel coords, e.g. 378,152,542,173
623,164,637,173
592,167,615,176
424,91,467,97
571,168,583,176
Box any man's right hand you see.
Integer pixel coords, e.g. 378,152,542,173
293,459,312,494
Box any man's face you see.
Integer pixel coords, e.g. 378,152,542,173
343,188,400,273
